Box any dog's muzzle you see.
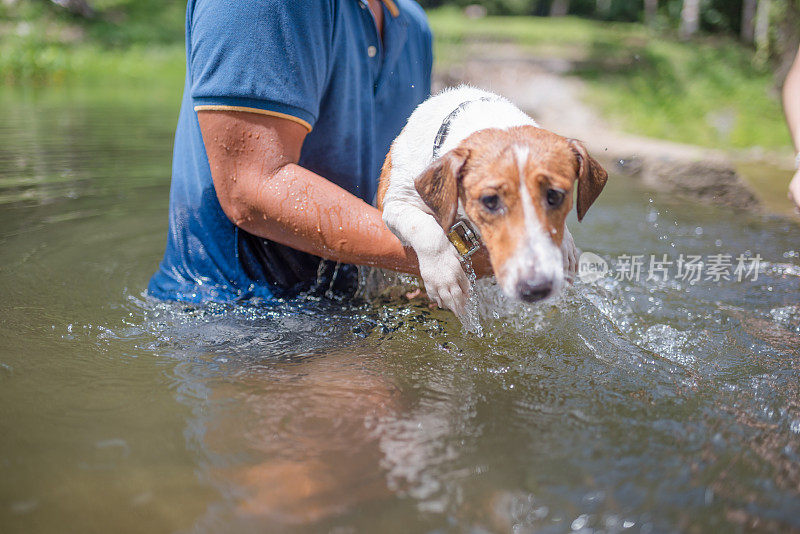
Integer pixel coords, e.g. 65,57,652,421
515,279,553,302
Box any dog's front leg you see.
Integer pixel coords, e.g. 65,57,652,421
382,203,470,315
561,225,579,279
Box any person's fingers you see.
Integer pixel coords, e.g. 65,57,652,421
790,190,800,213
788,172,800,211
405,288,421,300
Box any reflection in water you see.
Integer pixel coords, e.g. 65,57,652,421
133,300,473,528
1,84,799,532
122,261,800,533
199,355,395,524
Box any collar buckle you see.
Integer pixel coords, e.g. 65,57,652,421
447,220,481,258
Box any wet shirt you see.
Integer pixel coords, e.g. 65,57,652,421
148,0,432,303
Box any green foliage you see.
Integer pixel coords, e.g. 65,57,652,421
84,0,185,47
0,0,185,84
422,0,797,36
419,0,542,16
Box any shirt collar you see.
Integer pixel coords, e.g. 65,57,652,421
382,0,399,17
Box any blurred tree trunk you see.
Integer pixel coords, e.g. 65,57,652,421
741,0,757,43
644,0,658,25
679,0,700,39
596,0,611,17
754,0,771,60
50,0,94,18
550,0,570,17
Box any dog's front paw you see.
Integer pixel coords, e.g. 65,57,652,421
417,247,470,316
561,226,579,278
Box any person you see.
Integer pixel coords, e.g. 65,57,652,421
149,0,489,303
782,44,800,213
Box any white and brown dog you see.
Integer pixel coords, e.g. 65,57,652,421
377,86,608,315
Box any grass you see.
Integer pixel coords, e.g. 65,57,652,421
427,7,791,151
0,2,791,151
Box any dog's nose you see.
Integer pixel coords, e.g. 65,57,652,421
516,280,553,302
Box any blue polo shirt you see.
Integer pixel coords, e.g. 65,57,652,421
148,0,432,303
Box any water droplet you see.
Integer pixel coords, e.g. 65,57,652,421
571,514,588,530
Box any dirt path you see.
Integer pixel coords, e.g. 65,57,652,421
434,47,795,213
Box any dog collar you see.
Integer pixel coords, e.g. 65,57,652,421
432,96,497,160
434,97,498,258
447,220,482,258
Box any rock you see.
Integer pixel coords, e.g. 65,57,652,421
641,158,760,210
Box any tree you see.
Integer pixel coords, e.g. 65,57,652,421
50,0,94,18
742,0,757,43
644,0,658,25
754,0,772,60
679,0,700,38
550,0,570,16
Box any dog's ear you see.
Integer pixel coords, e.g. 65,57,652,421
415,147,470,230
569,139,608,222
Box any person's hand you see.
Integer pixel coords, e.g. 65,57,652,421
790,169,800,214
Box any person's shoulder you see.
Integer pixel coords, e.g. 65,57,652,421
193,0,335,19
273,0,336,15
265,0,336,17
397,0,430,33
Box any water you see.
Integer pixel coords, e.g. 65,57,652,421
1,83,799,533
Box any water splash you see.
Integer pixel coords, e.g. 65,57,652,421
458,259,483,335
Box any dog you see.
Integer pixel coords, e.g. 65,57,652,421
377,86,607,315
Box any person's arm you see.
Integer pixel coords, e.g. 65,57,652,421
199,109,423,275
782,45,800,210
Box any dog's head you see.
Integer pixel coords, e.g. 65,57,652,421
415,125,607,302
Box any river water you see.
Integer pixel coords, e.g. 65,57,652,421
1,83,799,533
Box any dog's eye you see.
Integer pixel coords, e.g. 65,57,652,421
480,194,501,212
546,188,565,208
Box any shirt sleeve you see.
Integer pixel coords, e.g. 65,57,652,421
423,23,433,96
188,0,333,131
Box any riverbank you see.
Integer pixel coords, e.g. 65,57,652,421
428,8,791,151
429,9,796,216
433,42,797,216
